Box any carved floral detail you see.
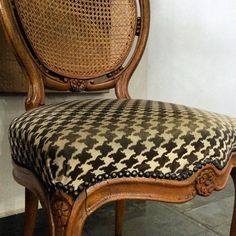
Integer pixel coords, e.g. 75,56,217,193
196,168,216,196
64,78,88,92
51,190,74,227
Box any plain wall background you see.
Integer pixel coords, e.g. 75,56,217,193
148,0,236,116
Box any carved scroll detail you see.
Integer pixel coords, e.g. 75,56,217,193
196,168,216,196
51,190,74,228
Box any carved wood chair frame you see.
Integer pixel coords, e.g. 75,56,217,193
1,0,236,236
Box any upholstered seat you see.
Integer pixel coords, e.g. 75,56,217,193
9,99,236,199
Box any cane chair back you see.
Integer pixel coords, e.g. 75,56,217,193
14,0,136,79
1,0,150,103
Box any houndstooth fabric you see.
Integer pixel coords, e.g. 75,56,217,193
9,99,236,198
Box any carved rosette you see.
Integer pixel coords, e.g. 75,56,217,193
51,190,74,228
64,78,88,92
196,168,216,196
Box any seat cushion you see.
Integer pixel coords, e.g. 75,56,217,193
9,99,236,198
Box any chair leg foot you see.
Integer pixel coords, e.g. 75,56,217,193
23,188,38,236
115,200,126,236
231,169,236,236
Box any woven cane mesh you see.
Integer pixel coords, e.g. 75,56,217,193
14,0,137,78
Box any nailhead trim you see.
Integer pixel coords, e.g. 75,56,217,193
12,158,230,200
54,158,229,199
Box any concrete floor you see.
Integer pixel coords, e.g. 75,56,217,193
0,179,234,236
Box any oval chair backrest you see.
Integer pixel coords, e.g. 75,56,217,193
0,0,150,108
14,0,137,79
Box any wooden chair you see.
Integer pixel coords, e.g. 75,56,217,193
1,0,236,235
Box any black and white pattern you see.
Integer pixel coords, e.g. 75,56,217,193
9,99,236,198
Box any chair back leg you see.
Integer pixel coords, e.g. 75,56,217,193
24,188,38,236
115,200,126,236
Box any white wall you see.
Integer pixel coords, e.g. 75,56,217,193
148,0,236,116
0,54,147,217
0,96,25,217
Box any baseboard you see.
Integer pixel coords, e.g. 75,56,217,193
0,208,24,218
